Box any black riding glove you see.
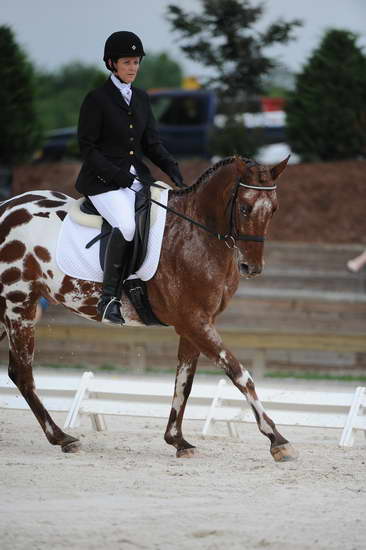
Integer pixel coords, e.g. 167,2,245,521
119,171,135,188
169,164,186,188
141,174,157,186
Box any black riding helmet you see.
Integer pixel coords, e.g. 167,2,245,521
103,31,146,71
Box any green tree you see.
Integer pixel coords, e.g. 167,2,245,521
0,25,41,166
34,62,105,132
166,0,301,156
134,52,183,90
34,54,182,133
286,29,366,161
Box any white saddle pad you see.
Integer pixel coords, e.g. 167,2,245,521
56,185,170,283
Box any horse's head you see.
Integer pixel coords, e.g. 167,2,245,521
229,156,289,278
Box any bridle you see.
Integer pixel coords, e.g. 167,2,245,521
225,159,277,247
136,160,277,248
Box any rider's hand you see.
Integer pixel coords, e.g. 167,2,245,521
169,165,187,188
141,175,156,186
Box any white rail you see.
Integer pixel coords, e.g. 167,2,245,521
1,372,365,447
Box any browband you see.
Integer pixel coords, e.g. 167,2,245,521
239,183,277,191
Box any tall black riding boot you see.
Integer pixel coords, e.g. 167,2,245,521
97,227,130,325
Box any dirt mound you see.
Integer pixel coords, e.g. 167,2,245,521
268,160,366,244
12,159,366,244
175,159,366,245
12,162,81,199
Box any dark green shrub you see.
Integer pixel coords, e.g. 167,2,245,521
0,25,41,165
286,29,366,161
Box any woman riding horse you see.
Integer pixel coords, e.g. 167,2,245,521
76,31,185,325
0,154,296,461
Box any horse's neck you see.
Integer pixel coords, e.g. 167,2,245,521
167,167,236,255
189,169,233,236
166,170,238,293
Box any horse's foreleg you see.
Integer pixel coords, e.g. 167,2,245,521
164,337,200,458
6,318,80,453
186,322,297,462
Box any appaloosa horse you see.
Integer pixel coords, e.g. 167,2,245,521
0,155,297,461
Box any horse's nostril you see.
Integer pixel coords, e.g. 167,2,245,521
240,262,262,277
240,263,249,275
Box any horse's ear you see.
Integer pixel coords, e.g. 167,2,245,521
270,155,290,181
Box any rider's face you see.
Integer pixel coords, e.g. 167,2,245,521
113,57,140,83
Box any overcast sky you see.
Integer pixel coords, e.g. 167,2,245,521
1,0,366,77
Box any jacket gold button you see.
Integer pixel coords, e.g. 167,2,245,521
129,150,134,155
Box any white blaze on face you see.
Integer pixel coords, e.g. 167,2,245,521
244,190,257,201
253,196,272,224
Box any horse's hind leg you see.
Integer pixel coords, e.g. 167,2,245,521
164,337,200,458
185,321,297,462
6,317,80,453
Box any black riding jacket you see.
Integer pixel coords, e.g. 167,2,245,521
75,77,182,196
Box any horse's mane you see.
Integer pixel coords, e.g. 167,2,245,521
171,155,244,196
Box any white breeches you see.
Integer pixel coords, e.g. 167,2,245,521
89,180,143,242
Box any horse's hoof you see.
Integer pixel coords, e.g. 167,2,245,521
271,443,298,462
176,446,196,458
62,440,81,453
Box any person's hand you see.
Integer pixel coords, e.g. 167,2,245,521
170,165,187,188
139,174,156,187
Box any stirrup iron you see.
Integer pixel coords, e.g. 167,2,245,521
99,296,125,325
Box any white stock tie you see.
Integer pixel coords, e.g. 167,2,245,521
121,85,132,105
111,74,132,105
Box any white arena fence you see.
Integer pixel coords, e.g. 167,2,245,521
0,372,365,448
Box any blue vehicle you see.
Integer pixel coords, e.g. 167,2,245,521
149,89,217,158
38,89,217,161
38,127,79,161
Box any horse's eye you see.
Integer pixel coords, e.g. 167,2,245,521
240,205,251,217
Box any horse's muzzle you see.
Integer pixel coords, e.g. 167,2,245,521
239,262,262,278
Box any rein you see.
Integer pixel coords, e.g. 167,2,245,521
135,162,277,247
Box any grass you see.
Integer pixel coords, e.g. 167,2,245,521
265,370,366,382
34,363,88,370
30,364,366,383
31,363,222,376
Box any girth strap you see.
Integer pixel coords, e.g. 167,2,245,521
123,279,167,326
